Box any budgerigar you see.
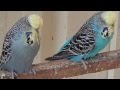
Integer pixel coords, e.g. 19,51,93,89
46,11,117,67
0,14,43,76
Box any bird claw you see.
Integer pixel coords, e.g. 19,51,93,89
80,60,87,70
29,69,36,75
80,54,99,70
0,73,6,79
11,71,17,79
0,70,17,79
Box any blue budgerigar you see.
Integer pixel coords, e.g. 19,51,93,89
46,11,117,64
0,14,43,75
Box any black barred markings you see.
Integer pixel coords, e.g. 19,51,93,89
0,36,12,66
62,28,95,56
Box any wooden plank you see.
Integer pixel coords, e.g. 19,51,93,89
15,50,120,79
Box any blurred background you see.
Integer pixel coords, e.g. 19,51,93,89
0,11,120,79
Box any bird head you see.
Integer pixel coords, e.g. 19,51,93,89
28,14,43,29
101,11,117,38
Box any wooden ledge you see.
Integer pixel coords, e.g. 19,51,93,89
15,50,120,79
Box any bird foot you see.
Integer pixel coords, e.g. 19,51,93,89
83,54,99,60
11,71,17,79
80,60,87,70
0,70,17,79
29,69,37,75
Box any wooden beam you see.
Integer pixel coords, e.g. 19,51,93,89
14,50,120,79
0,50,120,79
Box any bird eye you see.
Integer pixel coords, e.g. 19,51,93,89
103,27,108,32
26,32,32,38
101,27,109,38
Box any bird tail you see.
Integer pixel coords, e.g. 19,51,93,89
45,56,64,61
45,51,73,61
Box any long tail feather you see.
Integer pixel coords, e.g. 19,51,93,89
45,51,74,61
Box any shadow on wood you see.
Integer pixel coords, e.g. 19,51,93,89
2,50,120,79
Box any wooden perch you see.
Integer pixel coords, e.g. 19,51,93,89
16,50,120,79
1,50,120,79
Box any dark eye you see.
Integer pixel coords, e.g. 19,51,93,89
103,27,108,32
101,27,109,38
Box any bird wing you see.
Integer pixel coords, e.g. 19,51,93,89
46,25,96,60
62,28,96,55
0,25,23,66
0,33,12,66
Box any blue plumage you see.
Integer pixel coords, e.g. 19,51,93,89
1,30,40,73
0,15,42,74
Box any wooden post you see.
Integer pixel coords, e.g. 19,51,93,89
108,11,119,79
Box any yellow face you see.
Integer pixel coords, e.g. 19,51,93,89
102,11,117,26
28,14,43,29
101,11,117,37
25,14,43,46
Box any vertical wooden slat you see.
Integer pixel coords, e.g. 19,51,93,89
108,11,119,79
40,11,54,63
114,11,120,79
52,11,68,53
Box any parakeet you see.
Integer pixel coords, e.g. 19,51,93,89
0,14,43,74
46,11,117,64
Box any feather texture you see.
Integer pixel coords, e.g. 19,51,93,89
0,15,42,74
